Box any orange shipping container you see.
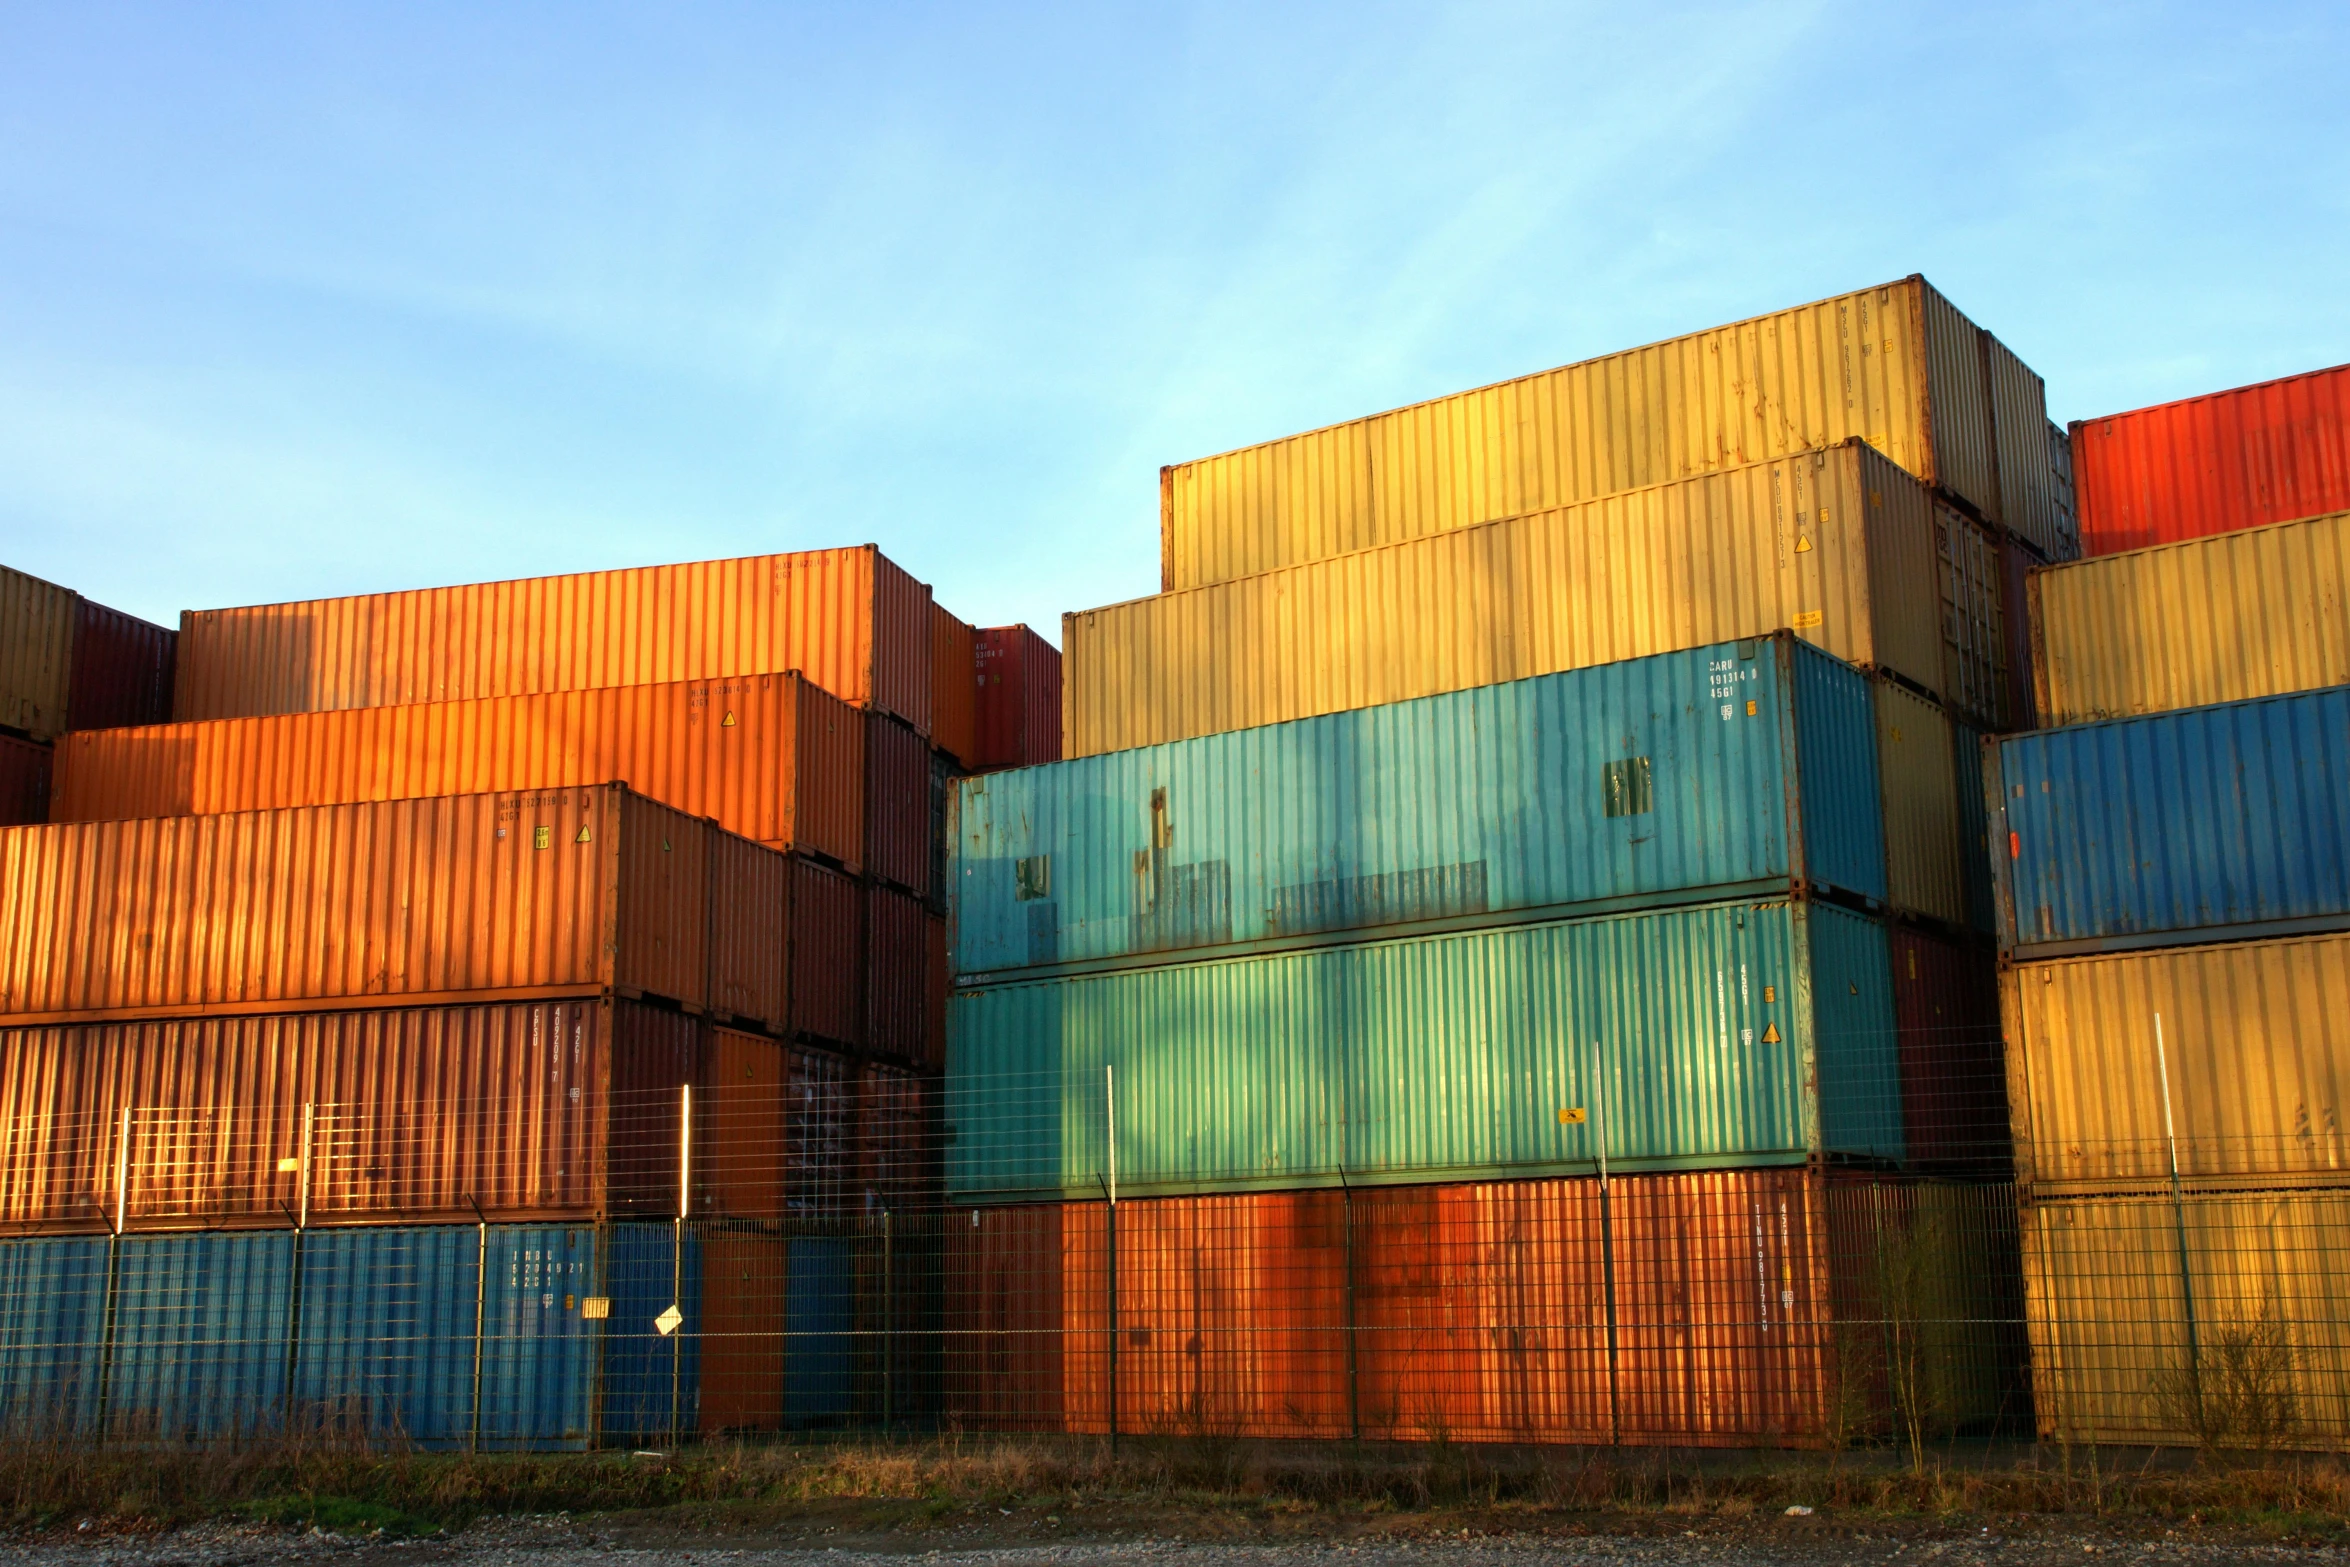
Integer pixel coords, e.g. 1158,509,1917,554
931,605,978,768
172,545,936,737
53,671,864,871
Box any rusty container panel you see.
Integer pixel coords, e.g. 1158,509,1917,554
1072,442,2007,757
974,626,1062,772
865,885,930,1066
944,1202,1066,1432
786,857,862,1048
173,545,936,736
0,735,47,827
698,1225,789,1434
1872,680,1967,930
0,997,706,1232
930,604,978,768
700,1032,873,1221
864,712,931,898
2071,361,2350,557
2028,509,2350,727
1160,276,2063,591
1888,928,2007,1175
66,599,176,733
0,565,76,741
705,830,787,1034
2001,930,2350,1195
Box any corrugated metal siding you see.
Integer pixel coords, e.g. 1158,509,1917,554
2071,361,2350,557
0,1233,106,1433
931,606,978,768
1954,719,1996,935
1159,277,2057,592
865,713,931,898
865,886,930,1066
1873,681,1966,929
787,857,863,1048
2029,509,2350,727
955,636,1885,979
1990,685,2350,957
1983,327,2077,561
946,899,1900,1200
1933,500,2012,732
0,566,76,742
1889,928,2006,1175
974,626,1062,772
172,546,936,737
67,600,176,734
1075,442,1994,757
0,736,47,828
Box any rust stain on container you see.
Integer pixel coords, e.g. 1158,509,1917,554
172,545,937,737
0,566,76,742
931,605,979,768
974,626,1062,772
865,712,932,898
0,736,47,828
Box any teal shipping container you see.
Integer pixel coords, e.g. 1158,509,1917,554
951,634,1886,979
946,897,1902,1200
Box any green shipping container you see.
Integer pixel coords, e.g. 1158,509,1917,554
946,898,1901,1200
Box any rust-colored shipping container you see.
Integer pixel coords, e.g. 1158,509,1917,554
2072,362,2350,556
865,886,930,1066
67,599,176,733
858,1061,934,1210
931,605,978,768
0,565,76,741
864,712,931,898
1889,928,2007,1176
0,783,791,1029
0,996,705,1233
702,1030,874,1220
53,671,865,871
973,626,1062,772
699,1225,790,1434
172,545,936,736
786,857,863,1048
0,735,47,828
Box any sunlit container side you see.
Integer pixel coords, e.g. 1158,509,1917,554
2028,509,2350,727
1888,928,2006,1176
947,898,1901,1200
2070,362,2350,557
955,635,1885,978
0,783,792,1029
945,1172,2020,1446
55,671,866,870
1072,442,2008,757
1872,681,1966,930
2023,1188,2350,1446
0,565,76,742
865,713,931,898
930,605,978,768
866,885,932,1066
1159,276,2067,591
172,545,936,737
1988,686,2350,959
0,736,46,828
66,599,176,733
974,626,1062,772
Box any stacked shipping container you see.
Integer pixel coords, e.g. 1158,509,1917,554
0,564,177,827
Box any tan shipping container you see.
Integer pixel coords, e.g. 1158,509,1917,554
0,783,792,1029
173,544,936,736
2002,931,2350,1196
1068,441,2004,756
0,565,77,742
931,603,978,767
1160,276,2070,592
1872,679,1967,929
52,670,864,870
2029,509,2350,726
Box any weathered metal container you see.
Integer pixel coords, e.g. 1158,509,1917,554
1988,685,2350,959
703,1031,879,1221
947,898,1902,1200
786,856,864,1048
931,605,978,768
974,626,1062,772
2071,362,2350,557
955,635,1886,978
0,565,76,741
865,712,931,898
1072,442,2009,756
173,545,936,736
944,1171,2022,1445
1888,928,2006,1176
0,784,792,1028
52,671,865,871
866,885,932,1066
2023,1188,2350,1446
66,599,176,733
1159,276,2070,592
1872,680,1968,931
0,735,46,828
2028,509,2350,727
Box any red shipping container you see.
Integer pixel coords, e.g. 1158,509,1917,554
865,885,929,1064
2072,362,2350,556
974,626,1061,771
1889,927,2009,1176
0,734,47,827
67,599,176,733
865,711,930,897
786,856,863,1048
932,605,978,768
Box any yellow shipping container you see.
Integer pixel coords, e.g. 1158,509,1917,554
2002,932,2350,1196
0,565,76,742
2030,509,2350,726
1160,275,2072,592
1067,440,2006,756
2024,1188,2350,1447
1872,680,1967,930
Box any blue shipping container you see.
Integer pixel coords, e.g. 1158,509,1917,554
951,634,1886,978
1990,683,2350,957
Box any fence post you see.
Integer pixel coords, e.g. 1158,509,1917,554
2155,1014,2201,1378
882,1208,896,1435
1593,1044,1620,1445
1104,1063,1118,1461
469,1194,488,1454
1341,1172,1359,1441
673,1082,690,1449
96,1107,130,1443
283,1103,313,1433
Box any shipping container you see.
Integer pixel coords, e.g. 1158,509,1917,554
1159,276,2070,592
947,897,1903,1200
974,626,1062,772
0,735,46,828
1889,928,2006,1176
66,599,175,733
1988,685,2350,959
865,713,931,898
1071,442,2009,756
866,886,932,1066
2071,362,2350,557
0,784,794,1029
957,635,1886,978
1872,681,1969,931
944,1171,2022,1445
931,605,978,768
53,670,865,871
2028,509,2350,727
0,565,75,742
2023,1188,2350,1446
702,1030,891,1222
173,545,936,736
787,856,864,1048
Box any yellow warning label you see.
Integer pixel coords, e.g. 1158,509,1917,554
1792,610,1824,630
533,825,552,850
1795,534,1814,553
721,711,737,727
276,1156,299,1173
1557,1107,1587,1125
1745,700,1758,716
575,824,593,844
1761,1022,1782,1044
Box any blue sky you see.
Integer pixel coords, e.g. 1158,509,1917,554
0,3,2343,637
